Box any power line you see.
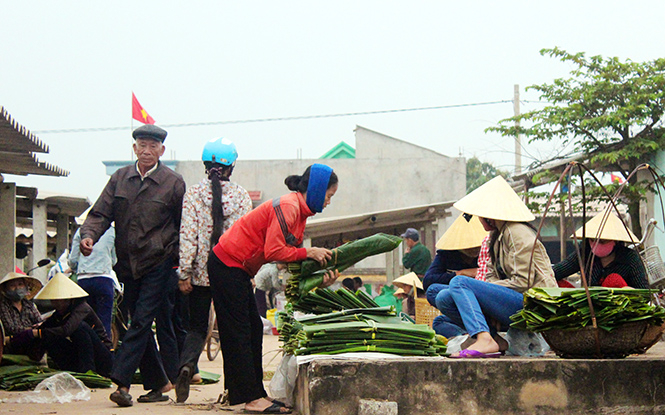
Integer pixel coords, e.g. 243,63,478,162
34,100,512,134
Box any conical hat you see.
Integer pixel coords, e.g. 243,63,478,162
453,176,535,222
393,272,423,290
34,273,88,300
0,272,43,299
393,287,406,296
573,210,638,243
436,214,488,250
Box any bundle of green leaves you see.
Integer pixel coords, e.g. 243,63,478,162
511,287,665,332
285,233,402,304
277,306,446,356
290,286,379,314
0,355,111,390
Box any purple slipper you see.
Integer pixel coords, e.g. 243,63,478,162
450,349,502,359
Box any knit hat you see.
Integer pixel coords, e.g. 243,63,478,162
436,214,488,250
34,273,88,300
453,176,535,222
0,272,43,299
573,210,638,243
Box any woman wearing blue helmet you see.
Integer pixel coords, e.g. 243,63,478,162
175,137,252,402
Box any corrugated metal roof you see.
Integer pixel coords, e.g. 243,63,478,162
304,200,456,239
0,106,68,177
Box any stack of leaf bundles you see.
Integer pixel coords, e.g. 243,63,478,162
277,306,447,356
285,233,402,304
511,287,665,332
291,286,379,314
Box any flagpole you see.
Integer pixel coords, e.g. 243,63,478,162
130,92,134,162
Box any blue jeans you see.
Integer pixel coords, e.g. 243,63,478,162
427,284,467,338
435,276,524,337
77,277,115,337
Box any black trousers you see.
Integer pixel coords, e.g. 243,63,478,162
178,285,212,372
43,322,113,377
111,260,176,390
208,253,266,405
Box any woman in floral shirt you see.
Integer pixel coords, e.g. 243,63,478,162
175,137,252,403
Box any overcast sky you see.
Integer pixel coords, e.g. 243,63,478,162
2,1,665,202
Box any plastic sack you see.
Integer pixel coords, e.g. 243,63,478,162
269,354,297,407
7,372,91,404
261,316,274,335
47,250,70,282
505,328,550,357
266,308,277,327
445,334,470,354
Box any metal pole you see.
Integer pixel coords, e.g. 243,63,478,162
514,84,522,175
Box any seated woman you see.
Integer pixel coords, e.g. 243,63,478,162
434,176,557,358
0,272,44,360
554,210,648,289
392,272,423,318
423,214,488,338
31,273,113,377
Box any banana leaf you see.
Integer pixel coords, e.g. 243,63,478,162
511,287,665,333
286,233,402,303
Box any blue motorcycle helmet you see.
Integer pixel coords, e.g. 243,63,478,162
202,137,238,166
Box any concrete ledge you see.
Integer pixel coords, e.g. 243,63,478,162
294,352,665,415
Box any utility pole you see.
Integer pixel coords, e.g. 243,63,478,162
513,84,522,175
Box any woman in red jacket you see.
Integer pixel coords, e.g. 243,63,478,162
209,163,339,414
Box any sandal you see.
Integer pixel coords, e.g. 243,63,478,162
110,389,133,407
137,389,169,403
175,366,193,403
243,402,292,413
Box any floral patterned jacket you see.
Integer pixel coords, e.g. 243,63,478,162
179,178,252,286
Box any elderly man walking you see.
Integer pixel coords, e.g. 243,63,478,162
80,125,186,407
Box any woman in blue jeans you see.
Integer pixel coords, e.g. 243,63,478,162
436,176,557,358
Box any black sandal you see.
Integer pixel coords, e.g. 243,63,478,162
243,402,292,413
110,389,133,407
137,389,169,403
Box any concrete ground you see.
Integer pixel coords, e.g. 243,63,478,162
0,334,284,415
2,336,665,414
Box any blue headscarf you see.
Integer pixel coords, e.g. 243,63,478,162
305,164,333,213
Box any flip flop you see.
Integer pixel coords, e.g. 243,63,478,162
270,399,291,408
449,349,502,358
243,402,292,413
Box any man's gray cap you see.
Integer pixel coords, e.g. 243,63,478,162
401,227,420,241
132,124,167,142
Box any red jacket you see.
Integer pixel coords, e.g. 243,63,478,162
212,192,313,276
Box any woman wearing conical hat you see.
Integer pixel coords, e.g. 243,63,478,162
392,272,423,318
32,273,113,377
553,209,648,289
435,176,557,358
0,271,44,360
423,214,489,338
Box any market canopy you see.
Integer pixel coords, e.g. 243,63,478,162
0,106,68,177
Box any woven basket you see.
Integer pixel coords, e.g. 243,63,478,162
641,246,665,287
632,322,665,354
415,297,440,327
543,321,648,359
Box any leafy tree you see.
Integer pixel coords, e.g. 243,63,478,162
466,156,509,192
487,48,665,237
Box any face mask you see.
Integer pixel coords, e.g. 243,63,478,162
591,240,616,258
4,287,28,302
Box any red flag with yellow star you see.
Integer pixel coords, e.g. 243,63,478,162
132,92,155,124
